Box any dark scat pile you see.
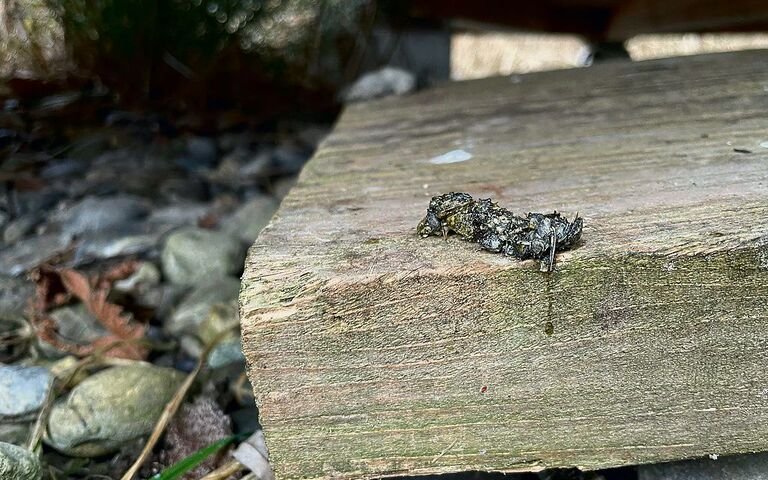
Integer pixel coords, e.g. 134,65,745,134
417,192,583,271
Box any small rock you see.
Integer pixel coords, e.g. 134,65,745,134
161,228,244,285
231,430,272,480
208,337,245,369
0,442,42,480
56,195,150,241
639,453,768,480
0,275,34,318
46,365,184,457
222,195,279,244
218,132,254,152
166,277,240,335
3,214,41,244
135,283,188,320
40,158,87,179
114,262,161,292
177,136,217,171
198,303,239,346
179,334,204,359
148,203,211,228
159,176,209,203
207,152,244,187
49,304,107,346
344,67,416,103
47,356,85,383
0,365,52,420
0,422,31,446
13,189,65,217
0,234,69,276
73,226,163,264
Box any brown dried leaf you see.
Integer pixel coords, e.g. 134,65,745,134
99,259,141,288
28,262,147,360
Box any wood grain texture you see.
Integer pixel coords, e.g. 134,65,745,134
240,50,768,480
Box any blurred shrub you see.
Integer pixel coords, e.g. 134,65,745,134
0,0,66,77
7,0,380,112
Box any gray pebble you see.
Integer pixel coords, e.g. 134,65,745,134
344,67,416,103
159,176,209,203
49,304,107,346
56,195,150,241
3,214,41,244
40,158,87,179
161,227,244,285
148,203,211,228
0,365,52,420
0,234,69,276
177,136,217,171
166,277,240,335
222,195,279,244
0,275,34,318
208,337,245,369
73,226,163,264
45,365,184,456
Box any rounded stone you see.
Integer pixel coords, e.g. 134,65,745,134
166,277,240,336
0,442,41,480
58,195,149,240
161,227,244,285
208,337,245,369
223,195,279,244
0,366,52,420
45,365,184,457
0,275,34,318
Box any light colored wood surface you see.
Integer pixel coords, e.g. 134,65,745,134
240,50,768,480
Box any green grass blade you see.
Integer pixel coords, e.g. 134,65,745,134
149,434,238,480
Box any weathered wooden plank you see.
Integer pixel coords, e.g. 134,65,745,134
410,0,768,39
240,50,768,480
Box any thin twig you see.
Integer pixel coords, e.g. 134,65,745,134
121,331,230,480
199,459,244,480
26,374,53,453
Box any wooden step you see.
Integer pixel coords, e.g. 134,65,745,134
240,49,768,480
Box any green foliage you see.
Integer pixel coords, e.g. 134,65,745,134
21,0,378,109
0,0,65,77
48,0,247,65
